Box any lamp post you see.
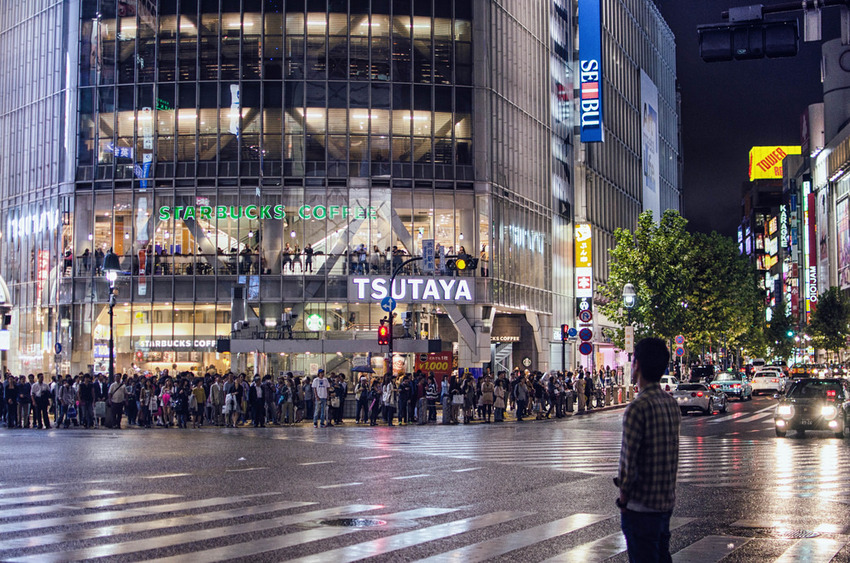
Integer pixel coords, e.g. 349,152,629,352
103,249,121,382
623,283,636,386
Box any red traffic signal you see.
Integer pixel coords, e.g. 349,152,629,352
561,324,570,341
378,324,391,346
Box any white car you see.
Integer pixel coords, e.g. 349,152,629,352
752,372,785,395
660,375,679,393
673,383,728,415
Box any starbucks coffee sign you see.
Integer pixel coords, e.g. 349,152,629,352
349,276,474,303
157,204,377,222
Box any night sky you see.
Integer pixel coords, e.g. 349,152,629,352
656,1,837,236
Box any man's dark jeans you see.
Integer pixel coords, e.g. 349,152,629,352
621,509,673,563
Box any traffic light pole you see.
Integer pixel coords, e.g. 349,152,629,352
387,256,423,372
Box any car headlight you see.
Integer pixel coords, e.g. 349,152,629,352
777,405,794,418
821,405,838,420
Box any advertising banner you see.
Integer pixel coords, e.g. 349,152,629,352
816,187,830,293
575,223,593,298
839,199,850,289
748,146,802,181
578,0,604,143
640,70,660,220
415,352,453,384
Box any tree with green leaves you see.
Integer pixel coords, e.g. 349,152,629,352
808,286,850,360
766,305,795,362
599,210,765,367
599,210,694,345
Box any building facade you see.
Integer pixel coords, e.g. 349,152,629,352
0,0,678,378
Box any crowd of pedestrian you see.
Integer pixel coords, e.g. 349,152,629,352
1,365,623,430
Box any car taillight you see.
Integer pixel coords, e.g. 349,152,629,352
691,392,696,397
772,378,778,383
711,384,719,389
827,390,836,398
696,392,703,397
733,384,740,388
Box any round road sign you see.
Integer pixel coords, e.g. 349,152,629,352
579,342,593,355
578,328,593,341
380,296,397,312
568,327,578,337
675,335,685,345
675,347,685,357
578,310,593,323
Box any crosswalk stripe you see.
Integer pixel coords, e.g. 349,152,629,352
392,474,430,480
0,494,268,535
0,486,54,496
707,405,774,423
68,493,180,509
7,504,382,563
284,510,532,563
774,538,848,562
0,499,314,554
143,507,456,563
413,513,610,563
671,535,750,562
542,517,693,563
317,482,363,489
0,489,117,507
734,412,774,424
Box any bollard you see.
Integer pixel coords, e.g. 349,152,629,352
612,386,619,405
605,386,612,405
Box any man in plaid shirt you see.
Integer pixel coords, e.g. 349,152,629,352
616,337,680,562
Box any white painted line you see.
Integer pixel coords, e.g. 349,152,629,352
735,412,774,424
143,473,192,480
452,467,482,473
672,535,750,562
0,489,117,507
7,504,382,563
392,474,430,480
225,467,270,473
543,517,693,562
284,510,533,563
69,493,181,509
317,482,363,489
0,499,314,553
414,513,610,563
359,455,392,460
0,486,54,496
774,538,847,562
299,461,335,466
143,507,452,563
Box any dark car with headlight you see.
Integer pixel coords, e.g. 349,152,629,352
774,378,850,438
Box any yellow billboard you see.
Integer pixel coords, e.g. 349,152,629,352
749,146,801,181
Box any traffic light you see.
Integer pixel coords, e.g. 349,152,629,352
786,329,794,338
446,256,479,271
561,324,570,341
378,323,391,346
698,19,798,62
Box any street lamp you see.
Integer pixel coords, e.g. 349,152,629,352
103,248,121,382
623,283,637,387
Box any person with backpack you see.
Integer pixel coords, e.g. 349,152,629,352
108,376,126,429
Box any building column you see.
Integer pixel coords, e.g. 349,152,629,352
444,304,489,368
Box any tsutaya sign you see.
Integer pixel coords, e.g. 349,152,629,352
350,276,474,303
157,204,377,221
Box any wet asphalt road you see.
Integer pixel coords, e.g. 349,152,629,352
1,395,849,562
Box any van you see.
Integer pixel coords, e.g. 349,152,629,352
752,358,766,371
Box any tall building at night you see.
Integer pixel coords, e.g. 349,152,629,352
0,0,678,378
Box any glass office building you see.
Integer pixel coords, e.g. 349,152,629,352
0,0,558,377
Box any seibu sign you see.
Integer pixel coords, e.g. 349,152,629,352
349,276,474,303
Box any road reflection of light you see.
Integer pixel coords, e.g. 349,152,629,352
773,440,795,500
817,443,840,502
